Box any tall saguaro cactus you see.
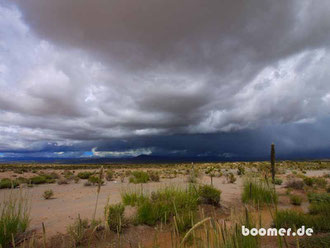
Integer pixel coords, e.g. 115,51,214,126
271,143,275,183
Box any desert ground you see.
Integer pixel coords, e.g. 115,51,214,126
0,161,329,248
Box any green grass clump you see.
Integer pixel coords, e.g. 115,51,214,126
29,175,54,184
43,189,54,200
106,203,125,233
299,234,330,248
242,180,277,206
198,185,221,206
129,171,150,184
307,192,330,203
77,171,93,179
309,202,330,217
0,192,30,247
0,178,19,189
274,209,330,232
124,186,199,232
121,191,148,206
88,175,104,186
274,178,283,185
290,194,303,206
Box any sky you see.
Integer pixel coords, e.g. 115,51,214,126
0,0,330,160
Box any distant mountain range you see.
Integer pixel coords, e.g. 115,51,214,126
0,154,328,164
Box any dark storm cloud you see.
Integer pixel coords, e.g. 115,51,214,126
1,0,330,158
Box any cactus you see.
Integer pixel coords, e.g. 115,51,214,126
271,143,275,183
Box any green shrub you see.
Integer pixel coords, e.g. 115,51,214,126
290,194,302,206
0,178,19,189
43,189,54,200
309,202,330,217
77,171,93,179
149,171,160,182
226,173,237,183
274,178,283,185
29,176,48,184
304,177,314,186
88,176,104,186
237,165,245,175
274,209,330,232
122,192,148,206
198,185,221,206
105,170,114,181
133,186,199,231
0,193,30,247
106,203,125,232
307,192,330,203
242,180,277,206
129,171,149,184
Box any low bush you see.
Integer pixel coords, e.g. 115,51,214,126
274,209,330,232
43,189,54,200
106,203,125,233
57,178,69,185
77,171,93,179
127,186,199,232
29,176,52,185
129,171,149,184
88,175,104,186
285,179,304,190
274,178,283,185
237,165,245,175
309,202,330,217
242,180,277,206
226,173,237,183
149,171,160,182
122,192,148,206
198,184,221,206
0,178,19,189
307,192,330,203
105,170,114,181
290,194,302,206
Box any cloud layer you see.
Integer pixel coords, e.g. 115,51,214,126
1,0,330,158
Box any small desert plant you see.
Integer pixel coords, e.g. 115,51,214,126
242,180,277,206
309,202,330,216
67,215,89,246
29,176,49,185
0,192,30,247
148,171,160,182
88,175,104,186
226,172,237,183
122,191,148,206
106,203,125,233
286,179,304,190
198,184,221,206
274,178,283,185
0,178,19,189
237,165,245,175
129,171,149,184
290,194,302,205
57,178,69,185
307,192,330,203
274,209,330,232
43,189,54,200
77,171,93,179
105,170,114,181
